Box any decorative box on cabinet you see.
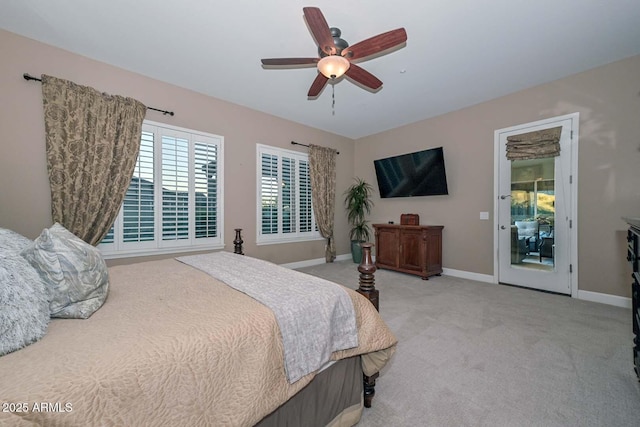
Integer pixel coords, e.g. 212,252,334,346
400,214,420,225
625,222,640,380
373,224,443,280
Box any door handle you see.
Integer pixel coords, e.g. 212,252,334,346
500,225,506,230
500,194,511,200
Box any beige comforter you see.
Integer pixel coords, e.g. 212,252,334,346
0,258,397,427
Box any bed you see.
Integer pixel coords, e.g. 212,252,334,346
0,226,397,426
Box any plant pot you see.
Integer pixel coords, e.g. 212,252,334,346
351,240,364,263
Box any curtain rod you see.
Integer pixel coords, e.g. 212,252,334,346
23,73,175,116
291,141,339,155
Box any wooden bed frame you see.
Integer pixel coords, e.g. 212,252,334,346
235,231,382,409
355,242,381,408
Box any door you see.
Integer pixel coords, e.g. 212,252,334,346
375,226,399,269
495,114,578,295
399,228,423,272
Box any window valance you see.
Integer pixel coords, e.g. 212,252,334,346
506,126,562,161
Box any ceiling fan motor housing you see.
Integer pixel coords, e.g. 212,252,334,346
318,27,349,57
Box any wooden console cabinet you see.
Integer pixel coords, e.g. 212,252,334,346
373,224,443,279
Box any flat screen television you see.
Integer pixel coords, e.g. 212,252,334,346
374,146,449,198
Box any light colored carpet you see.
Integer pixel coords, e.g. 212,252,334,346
297,261,640,427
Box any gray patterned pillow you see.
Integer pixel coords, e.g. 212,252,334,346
0,254,50,356
21,223,109,319
0,228,33,253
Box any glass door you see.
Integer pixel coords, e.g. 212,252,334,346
497,116,573,295
510,171,555,270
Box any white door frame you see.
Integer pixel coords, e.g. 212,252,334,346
493,113,579,297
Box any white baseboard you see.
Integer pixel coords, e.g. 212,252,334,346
280,253,351,269
577,290,631,308
444,269,631,309
442,268,495,284
283,258,632,309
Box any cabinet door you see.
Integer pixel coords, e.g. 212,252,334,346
424,228,443,274
376,227,399,268
399,228,423,272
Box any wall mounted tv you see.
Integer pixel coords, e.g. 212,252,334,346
374,146,449,198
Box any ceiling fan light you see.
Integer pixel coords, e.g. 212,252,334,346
317,55,350,79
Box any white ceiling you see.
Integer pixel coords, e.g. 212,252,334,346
2,0,640,139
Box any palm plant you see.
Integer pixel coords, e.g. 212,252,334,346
344,178,374,261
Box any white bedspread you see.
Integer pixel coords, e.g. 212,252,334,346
177,252,358,383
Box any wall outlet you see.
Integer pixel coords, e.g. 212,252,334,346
480,212,490,220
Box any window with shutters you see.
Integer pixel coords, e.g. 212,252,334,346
100,121,223,257
256,144,320,245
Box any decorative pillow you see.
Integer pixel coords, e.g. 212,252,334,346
0,228,33,253
0,254,50,356
515,221,538,238
21,223,109,319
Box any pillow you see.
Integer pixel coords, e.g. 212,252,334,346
0,228,33,253
515,221,538,238
21,223,109,319
0,254,50,356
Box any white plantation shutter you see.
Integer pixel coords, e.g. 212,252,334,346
194,141,218,239
161,135,190,242
101,227,114,244
100,131,155,247
257,144,319,244
123,131,155,243
282,157,296,234
99,121,223,257
261,153,279,235
299,159,313,232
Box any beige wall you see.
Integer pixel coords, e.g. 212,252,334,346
354,54,640,298
2,28,639,298
0,29,355,266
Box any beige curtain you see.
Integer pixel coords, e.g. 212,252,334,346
41,75,146,245
506,126,562,160
309,144,337,262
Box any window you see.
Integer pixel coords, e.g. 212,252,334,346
100,121,223,257
256,144,320,244
510,179,555,222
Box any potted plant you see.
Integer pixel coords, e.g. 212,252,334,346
344,178,374,263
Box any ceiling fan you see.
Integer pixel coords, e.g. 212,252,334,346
261,7,407,98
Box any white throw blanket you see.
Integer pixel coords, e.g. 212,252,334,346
177,252,358,383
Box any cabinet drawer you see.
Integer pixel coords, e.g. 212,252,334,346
633,279,640,336
629,249,638,272
628,229,639,269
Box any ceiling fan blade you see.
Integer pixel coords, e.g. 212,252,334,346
261,58,319,67
342,28,407,61
303,7,336,55
345,64,383,90
308,73,329,97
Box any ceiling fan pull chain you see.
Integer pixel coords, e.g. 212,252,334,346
332,84,335,116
